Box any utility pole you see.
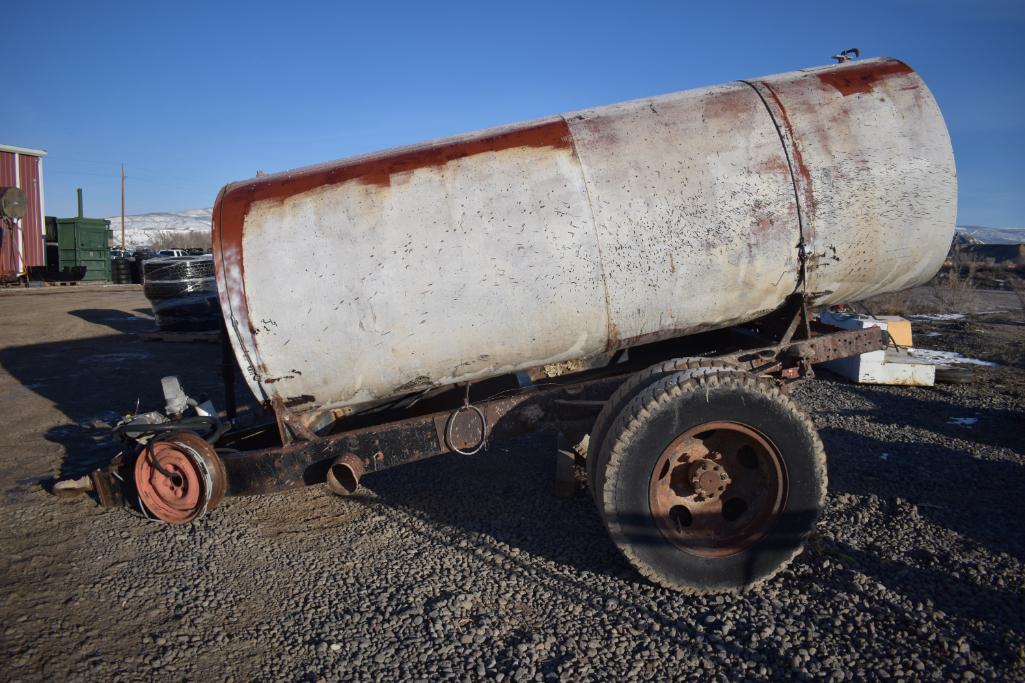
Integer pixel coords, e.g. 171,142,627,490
120,164,126,250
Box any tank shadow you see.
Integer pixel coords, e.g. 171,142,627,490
819,425,1025,562
350,438,1022,669
67,307,155,335
0,329,248,486
811,369,1024,455
810,535,1024,668
358,435,627,577
351,434,809,581
351,392,1024,580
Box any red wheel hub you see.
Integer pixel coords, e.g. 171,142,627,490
134,433,226,524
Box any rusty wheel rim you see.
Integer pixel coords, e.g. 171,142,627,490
648,421,786,557
134,433,225,524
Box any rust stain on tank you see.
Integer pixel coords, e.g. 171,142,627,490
749,198,776,237
216,119,572,233
357,121,573,187
213,119,574,342
757,155,791,177
702,88,755,121
760,82,815,218
574,115,619,149
816,60,913,96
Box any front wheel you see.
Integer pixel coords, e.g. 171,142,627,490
597,371,826,593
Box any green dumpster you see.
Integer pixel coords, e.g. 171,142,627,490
56,216,111,281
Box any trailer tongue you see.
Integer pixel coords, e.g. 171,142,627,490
81,55,954,594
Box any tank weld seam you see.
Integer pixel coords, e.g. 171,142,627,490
738,79,808,295
560,114,615,350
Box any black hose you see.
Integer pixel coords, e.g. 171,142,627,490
115,415,228,444
129,417,229,486
143,433,185,484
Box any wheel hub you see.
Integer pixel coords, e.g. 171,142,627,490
134,433,226,524
688,458,730,500
649,421,785,557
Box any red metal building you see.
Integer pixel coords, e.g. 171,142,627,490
0,144,47,282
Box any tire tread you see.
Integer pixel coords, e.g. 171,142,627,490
587,357,739,501
598,371,826,594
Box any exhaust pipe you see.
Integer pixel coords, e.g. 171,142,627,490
326,453,364,496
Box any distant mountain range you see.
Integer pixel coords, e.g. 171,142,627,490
104,209,1025,248
954,225,1025,245
104,208,212,248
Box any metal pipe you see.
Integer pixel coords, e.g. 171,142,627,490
325,453,364,496
76,188,83,218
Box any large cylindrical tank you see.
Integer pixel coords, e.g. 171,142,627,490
213,57,956,423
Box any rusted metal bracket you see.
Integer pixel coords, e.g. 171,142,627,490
438,384,490,455
720,294,882,383
778,293,813,347
554,433,578,498
724,323,883,378
90,463,124,508
271,398,321,446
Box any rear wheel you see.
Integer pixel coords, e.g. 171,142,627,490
598,371,825,593
587,357,739,505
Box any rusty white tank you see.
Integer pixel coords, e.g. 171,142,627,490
213,57,956,424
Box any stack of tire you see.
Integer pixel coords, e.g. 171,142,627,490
130,255,145,284
142,256,220,332
111,257,132,284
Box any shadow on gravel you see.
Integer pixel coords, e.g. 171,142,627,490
817,538,1025,668
821,426,1025,561
350,444,1024,673
813,371,1025,456
67,308,155,335
358,435,818,590
0,310,243,484
357,435,625,577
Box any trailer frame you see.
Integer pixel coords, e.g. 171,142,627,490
90,295,883,509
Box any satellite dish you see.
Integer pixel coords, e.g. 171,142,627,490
0,187,27,220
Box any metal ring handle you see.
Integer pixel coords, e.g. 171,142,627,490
445,404,488,455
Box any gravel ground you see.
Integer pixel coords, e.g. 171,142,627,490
1,287,1023,681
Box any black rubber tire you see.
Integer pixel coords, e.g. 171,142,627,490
587,357,739,505
598,371,826,594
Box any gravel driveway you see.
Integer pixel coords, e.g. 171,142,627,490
1,287,1022,680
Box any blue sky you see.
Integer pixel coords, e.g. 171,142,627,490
5,0,1023,227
